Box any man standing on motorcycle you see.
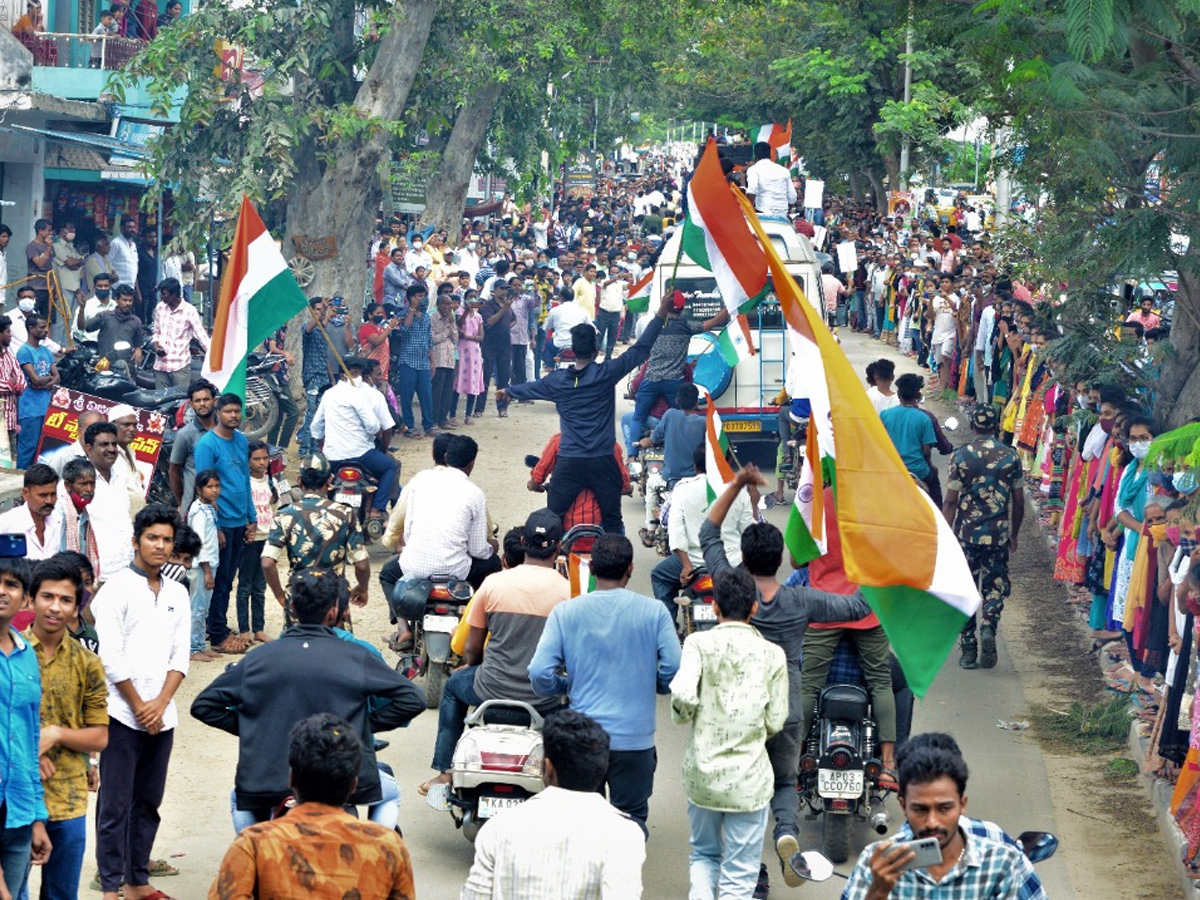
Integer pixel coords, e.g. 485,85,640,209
703,465,871,887
528,534,680,836
527,432,632,530
418,509,569,797
841,746,1045,900
310,355,398,526
150,277,209,390
497,288,674,535
262,454,370,615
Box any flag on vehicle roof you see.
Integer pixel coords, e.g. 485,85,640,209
202,196,309,399
731,189,980,698
681,139,770,318
754,120,792,159
715,314,756,367
704,398,736,505
625,268,654,314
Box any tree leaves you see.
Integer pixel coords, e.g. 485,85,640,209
1065,0,1116,62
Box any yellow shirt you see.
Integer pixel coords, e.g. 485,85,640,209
573,277,596,318
25,629,109,820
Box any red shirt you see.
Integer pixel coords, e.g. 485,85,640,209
531,434,629,530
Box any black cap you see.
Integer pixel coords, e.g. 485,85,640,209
523,509,563,550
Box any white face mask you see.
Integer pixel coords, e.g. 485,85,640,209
1129,440,1151,460
17,298,36,313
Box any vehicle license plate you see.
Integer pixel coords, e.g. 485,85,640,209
692,603,717,622
334,491,361,507
818,769,864,798
477,795,524,818
724,419,762,432
423,614,459,634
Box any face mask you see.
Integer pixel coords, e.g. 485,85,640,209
1128,440,1151,460
413,242,423,250
17,298,35,313
1174,471,1199,495
64,232,75,242
372,315,385,324
69,490,91,511
1076,394,1090,409
1149,523,1168,542
1100,418,1114,434
1167,525,1183,545
331,314,346,326
95,289,111,300
1029,345,1040,355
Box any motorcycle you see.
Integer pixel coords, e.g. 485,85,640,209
797,636,916,864
328,461,384,542
553,348,578,370
787,830,1059,884
636,447,670,556
57,342,189,409
242,352,290,442
555,523,605,581
387,575,473,709
426,699,547,843
676,566,718,636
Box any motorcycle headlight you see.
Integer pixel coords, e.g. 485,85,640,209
453,732,482,770
522,742,544,777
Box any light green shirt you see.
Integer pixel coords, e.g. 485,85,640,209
670,621,788,812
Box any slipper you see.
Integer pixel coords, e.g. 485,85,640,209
213,637,248,655
877,768,899,792
417,775,450,797
139,891,178,900
149,859,180,877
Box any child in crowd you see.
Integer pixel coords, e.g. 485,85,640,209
58,549,100,654
188,470,221,661
162,523,200,590
455,291,485,423
865,358,899,413
238,441,277,644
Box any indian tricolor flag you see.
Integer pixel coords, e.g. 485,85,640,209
732,188,980,698
568,553,596,597
716,314,756,366
681,139,770,318
625,268,654,314
203,196,309,398
754,120,792,159
704,398,736,504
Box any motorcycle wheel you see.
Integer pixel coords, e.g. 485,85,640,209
822,813,853,864
423,663,448,709
365,516,385,543
242,379,280,442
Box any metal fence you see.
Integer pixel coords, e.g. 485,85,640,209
15,31,142,71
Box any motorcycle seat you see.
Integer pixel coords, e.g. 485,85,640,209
477,705,534,727
123,387,188,408
818,683,870,722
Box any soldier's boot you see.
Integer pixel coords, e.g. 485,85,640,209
979,624,998,669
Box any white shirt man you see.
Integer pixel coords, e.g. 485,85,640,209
456,243,481,278
0,498,63,560
404,244,433,276
545,302,592,350
668,474,752,569
599,276,627,315
91,464,133,581
9,305,62,357
399,465,492,581
109,231,139,287
746,157,796,218
75,292,118,343
310,376,386,461
0,232,8,309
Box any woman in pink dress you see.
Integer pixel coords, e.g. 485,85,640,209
455,292,485,423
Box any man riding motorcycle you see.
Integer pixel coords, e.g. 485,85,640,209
529,433,632,530
636,382,706,548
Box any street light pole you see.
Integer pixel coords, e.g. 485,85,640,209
899,0,913,190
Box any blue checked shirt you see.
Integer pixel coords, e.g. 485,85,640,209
841,828,1047,900
393,310,432,371
0,628,49,827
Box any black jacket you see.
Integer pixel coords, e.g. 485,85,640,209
191,624,426,810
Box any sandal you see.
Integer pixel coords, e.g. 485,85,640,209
417,774,451,796
638,527,656,549
213,636,248,655
149,859,180,877
878,768,899,792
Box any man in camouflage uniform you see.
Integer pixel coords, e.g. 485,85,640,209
942,403,1024,670
261,453,371,623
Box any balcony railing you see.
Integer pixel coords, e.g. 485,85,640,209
16,31,143,71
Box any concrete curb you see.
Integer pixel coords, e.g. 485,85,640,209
1128,721,1197,897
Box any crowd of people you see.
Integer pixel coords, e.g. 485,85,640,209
0,133,1182,900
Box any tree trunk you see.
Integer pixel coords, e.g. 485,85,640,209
283,0,439,320
864,169,887,213
420,80,504,234
848,171,862,202
1155,260,1200,429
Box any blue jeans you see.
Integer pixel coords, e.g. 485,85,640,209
342,448,398,513
632,378,684,450
189,572,213,653
650,554,684,617
687,803,769,900
621,412,660,459
17,416,42,469
0,820,32,900
230,767,400,834
595,309,621,359
431,665,482,772
37,816,86,900
297,383,329,456
395,364,434,433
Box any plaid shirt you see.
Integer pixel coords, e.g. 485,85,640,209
0,347,25,431
393,310,432,371
841,830,1046,900
152,300,210,372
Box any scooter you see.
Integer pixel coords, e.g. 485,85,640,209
387,575,473,709
426,699,547,843
786,830,1059,884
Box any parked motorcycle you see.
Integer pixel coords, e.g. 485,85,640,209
797,637,916,864
327,461,384,542
242,352,289,442
426,699,546,843
57,342,189,409
388,575,473,708
676,566,718,636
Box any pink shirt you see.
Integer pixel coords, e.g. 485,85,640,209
821,273,844,312
153,300,210,372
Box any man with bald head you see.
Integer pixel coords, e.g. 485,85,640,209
42,410,105,476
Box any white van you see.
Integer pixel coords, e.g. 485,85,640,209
648,219,822,459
